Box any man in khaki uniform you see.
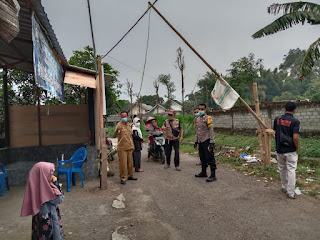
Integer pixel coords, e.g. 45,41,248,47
195,104,217,182
115,111,137,185
162,110,183,171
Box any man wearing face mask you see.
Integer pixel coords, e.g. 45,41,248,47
115,111,137,184
195,104,217,182
162,110,183,171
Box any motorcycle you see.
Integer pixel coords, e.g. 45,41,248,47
106,133,117,162
148,130,166,164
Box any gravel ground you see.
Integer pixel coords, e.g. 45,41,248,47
1,145,320,240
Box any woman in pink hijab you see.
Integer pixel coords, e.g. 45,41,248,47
21,162,64,240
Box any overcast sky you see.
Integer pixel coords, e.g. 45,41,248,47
42,0,319,101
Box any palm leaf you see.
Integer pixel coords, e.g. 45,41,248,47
268,2,320,15
300,38,320,79
252,11,320,38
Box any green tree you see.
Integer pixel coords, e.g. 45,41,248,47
140,95,164,106
68,46,122,114
158,74,176,109
273,91,295,102
258,68,286,102
7,70,37,105
227,53,263,104
305,78,320,100
252,2,320,78
194,72,217,108
175,47,186,128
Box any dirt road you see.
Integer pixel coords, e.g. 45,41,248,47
1,147,319,240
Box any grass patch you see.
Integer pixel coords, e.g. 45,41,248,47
106,126,116,138
179,144,198,156
179,131,320,197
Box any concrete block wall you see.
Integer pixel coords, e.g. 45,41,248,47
0,144,99,186
211,101,320,134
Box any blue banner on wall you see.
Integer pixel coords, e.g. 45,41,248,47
32,13,65,102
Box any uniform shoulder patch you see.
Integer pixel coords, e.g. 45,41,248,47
207,116,213,127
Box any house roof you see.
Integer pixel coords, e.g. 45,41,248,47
142,103,153,111
128,103,153,112
148,104,167,112
172,100,182,107
0,0,68,72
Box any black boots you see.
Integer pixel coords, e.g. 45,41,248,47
195,172,208,178
206,167,217,182
195,164,208,177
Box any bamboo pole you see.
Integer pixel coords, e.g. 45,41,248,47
253,83,264,162
148,2,268,129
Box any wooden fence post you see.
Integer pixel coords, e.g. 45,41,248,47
253,83,264,163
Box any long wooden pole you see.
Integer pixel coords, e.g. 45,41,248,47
37,88,42,146
3,69,10,147
148,2,267,129
98,57,104,130
98,57,108,189
253,83,264,162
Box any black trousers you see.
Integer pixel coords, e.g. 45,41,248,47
165,139,180,167
133,151,141,170
199,139,216,172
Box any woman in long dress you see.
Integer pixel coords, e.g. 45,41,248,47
132,117,144,172
21,162,65,240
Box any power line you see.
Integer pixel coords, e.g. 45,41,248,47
106,55,156,80
138,9,152,97
101,0,159,59
86,0,98,74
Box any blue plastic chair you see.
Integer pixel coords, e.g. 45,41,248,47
58,147,87,192
0,164,9,196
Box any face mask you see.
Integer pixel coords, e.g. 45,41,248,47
135,122,140,127
199,111,205,116
168,116,174,120
121,118,128,122
195,113,200,117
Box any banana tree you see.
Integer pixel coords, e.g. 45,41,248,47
252,2,320,79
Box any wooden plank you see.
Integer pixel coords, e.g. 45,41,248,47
9,104,89,147
64,70,96,89
94,78,100,150
40,104,89,146
9,106,39,147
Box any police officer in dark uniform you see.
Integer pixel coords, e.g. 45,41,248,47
194,104,217,182
273,102,300,199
